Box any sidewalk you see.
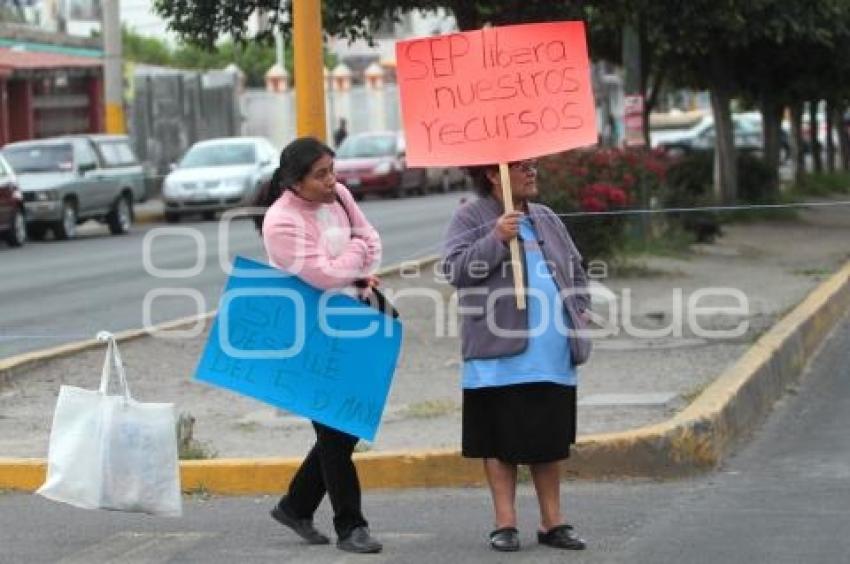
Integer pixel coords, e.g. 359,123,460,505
133,198,165,224
1,204,849,479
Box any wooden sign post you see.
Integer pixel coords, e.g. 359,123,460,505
499,162,526,310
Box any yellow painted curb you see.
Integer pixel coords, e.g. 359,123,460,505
180,449,482,495
2,260,848,492
0,459,45,492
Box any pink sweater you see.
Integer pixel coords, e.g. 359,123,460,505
262,183,382,290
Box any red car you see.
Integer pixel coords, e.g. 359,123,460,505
0,154,26,247
333,131,422,198
334,131,469,198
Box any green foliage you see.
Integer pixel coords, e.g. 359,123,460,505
123,27,173,66
736,153,779,205
666,151,779,207
124,27,294,87
663,152,723,240
791,172,850,196
172,41,277,87
664,150,787,233
536,148,670,261
151,0,586,48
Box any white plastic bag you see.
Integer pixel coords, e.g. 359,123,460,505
37,332,182,516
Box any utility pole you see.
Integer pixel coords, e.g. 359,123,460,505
292,0,327,141
102,0,125,134
622,22,648,239
622,23,643,148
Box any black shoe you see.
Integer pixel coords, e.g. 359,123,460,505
270,505,330,545
489,527,520,552
337,526,383,554
537,524,586,550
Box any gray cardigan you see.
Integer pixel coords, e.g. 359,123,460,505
441,195,592,365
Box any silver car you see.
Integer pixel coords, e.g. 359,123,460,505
162,137,277,222
2,136,145,240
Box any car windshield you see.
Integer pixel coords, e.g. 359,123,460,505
179,143,256,168
2,144,74,173
336,135,397,158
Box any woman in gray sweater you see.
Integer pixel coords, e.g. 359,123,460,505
441,159,592,553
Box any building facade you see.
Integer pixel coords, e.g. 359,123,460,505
0,24,104,146
0,46,103,146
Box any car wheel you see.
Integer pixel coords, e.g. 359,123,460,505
107,194,133,235
5,207,26,247
53,200,78,240
164,211,181,223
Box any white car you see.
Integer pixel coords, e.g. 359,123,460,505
651,115,762,156
162,137,277,222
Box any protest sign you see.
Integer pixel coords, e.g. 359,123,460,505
396,21,598,167
195,257,403,441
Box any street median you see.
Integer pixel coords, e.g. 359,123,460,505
1,259,848,494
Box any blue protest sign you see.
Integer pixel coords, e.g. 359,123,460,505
195,256,403,441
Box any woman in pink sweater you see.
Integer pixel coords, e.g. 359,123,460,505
254,137,383,555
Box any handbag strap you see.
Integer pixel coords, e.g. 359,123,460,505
335,193,399,319
97,331,131,401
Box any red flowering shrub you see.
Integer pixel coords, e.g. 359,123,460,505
536,147,670,261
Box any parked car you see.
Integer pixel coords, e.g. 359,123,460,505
89,135,148,202
1,136,145,240
735,111,790,161
334,131,467,198
161,137,277,222
0,154,26,247
651,115,762,157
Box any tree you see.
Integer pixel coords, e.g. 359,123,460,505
123,27,311,88
153,0,850,200
152,0,589,47
717,1,850,183
122,27,173,66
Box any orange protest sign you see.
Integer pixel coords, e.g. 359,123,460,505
396,21,598,167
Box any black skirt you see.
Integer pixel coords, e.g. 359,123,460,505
462,382,577,464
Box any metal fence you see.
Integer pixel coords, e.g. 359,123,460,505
130,68,242,193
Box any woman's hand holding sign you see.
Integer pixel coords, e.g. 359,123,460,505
494,211,523,243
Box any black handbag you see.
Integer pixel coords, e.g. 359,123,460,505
354,281,400,319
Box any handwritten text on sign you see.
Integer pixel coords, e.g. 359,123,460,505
396,21,598,167
195,257,403,441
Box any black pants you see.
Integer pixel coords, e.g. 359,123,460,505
278,421,368,538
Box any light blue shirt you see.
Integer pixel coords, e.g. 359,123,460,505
462,217,576,389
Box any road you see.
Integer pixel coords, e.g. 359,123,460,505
0,192,469,359
1,315,847,563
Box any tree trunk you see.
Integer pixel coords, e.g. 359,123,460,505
838,102,850,171
759,93,783,188
809,101,823,173
789,101,805,184
826,99,837,173
710,88,738,203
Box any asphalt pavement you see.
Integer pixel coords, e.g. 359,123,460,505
1,315,848,564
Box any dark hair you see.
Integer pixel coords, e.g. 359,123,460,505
253,136,335,231
465,164,498,197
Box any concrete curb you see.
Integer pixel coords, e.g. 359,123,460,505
2,260,848,494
